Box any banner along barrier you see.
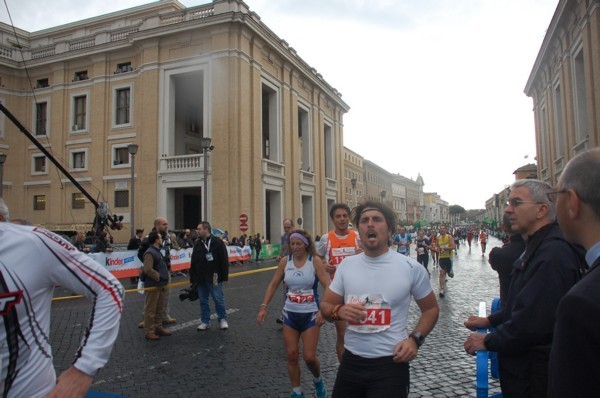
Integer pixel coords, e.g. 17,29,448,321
87,245,254,279
257,243,281,259
52,265,280,302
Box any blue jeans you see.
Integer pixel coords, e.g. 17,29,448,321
197,282,227,324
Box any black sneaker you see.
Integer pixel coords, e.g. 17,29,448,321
275,315,284,325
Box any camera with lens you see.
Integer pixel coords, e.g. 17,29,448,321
179,284,199,302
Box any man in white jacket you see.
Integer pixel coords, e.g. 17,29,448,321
0,198,124,398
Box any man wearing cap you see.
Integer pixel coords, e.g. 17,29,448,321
320,201,438,397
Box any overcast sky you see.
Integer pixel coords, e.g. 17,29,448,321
1,0,558,209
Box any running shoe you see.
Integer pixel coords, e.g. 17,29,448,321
314,379,326,398
448,271,454,278
220,319,229,330
439,290,445,297
290,392,305,398
197,322,210,331
276,315,284,325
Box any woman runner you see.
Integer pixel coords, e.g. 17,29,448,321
257,229,329,398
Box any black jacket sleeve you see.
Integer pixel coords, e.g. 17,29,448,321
548,282,600,397
216,237,230,282
189,240,205,284
484,240,580,355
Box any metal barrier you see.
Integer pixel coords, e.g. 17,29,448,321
489,297,501,380
475,299,503,398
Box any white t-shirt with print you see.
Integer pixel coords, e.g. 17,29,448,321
329,248,431,358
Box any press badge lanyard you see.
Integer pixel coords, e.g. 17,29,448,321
203,238,214,262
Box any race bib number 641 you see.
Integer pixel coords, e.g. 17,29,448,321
346,293,391,334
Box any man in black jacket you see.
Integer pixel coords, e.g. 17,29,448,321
548,148,600,397
488,212,525,304
463,179,582,397
127,228,144,250
190,221,230,331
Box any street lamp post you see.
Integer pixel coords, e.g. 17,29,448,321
127,144,138,239
351,178,357,208
0,153,6,198
200,137,214,221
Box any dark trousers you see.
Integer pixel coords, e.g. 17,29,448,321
333,350,409,398
417,254,429,269
499,349,549,398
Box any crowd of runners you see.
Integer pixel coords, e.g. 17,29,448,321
396,225,493,298
254,199,502,398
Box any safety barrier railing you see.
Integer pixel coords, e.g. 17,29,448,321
475,297,502,398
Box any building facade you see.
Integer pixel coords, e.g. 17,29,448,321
394,174,424,224
484,190,508,227
391,180,407,224
524,0,600,185
363,159,392,208
0,0,349,242
422,192,449,225
513,163,538,180
343,146,364,209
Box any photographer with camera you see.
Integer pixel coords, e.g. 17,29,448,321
190,221,230,331
179,283,199,302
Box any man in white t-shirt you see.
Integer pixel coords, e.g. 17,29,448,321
320,201,439,398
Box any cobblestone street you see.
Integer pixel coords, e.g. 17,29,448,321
51,237,504,397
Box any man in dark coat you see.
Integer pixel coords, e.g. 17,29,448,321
548,148,600,397
463,179,582,397
127,228,144,250
488,212,525,304
190,221,230,331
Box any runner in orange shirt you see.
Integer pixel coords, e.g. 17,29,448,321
316,203,361,362
479,230,488,257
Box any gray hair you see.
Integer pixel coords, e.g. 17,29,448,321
511,179,555,221
0,198,9,222
560,148,600,219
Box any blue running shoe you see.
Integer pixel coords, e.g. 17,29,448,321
290,392,305,398
314,379,327,398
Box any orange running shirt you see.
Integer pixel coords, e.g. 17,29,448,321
327,230,359,279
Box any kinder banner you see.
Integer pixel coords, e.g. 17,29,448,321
228,245,252,262
88,246,253,279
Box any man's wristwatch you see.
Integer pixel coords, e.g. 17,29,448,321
409,331,425,348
